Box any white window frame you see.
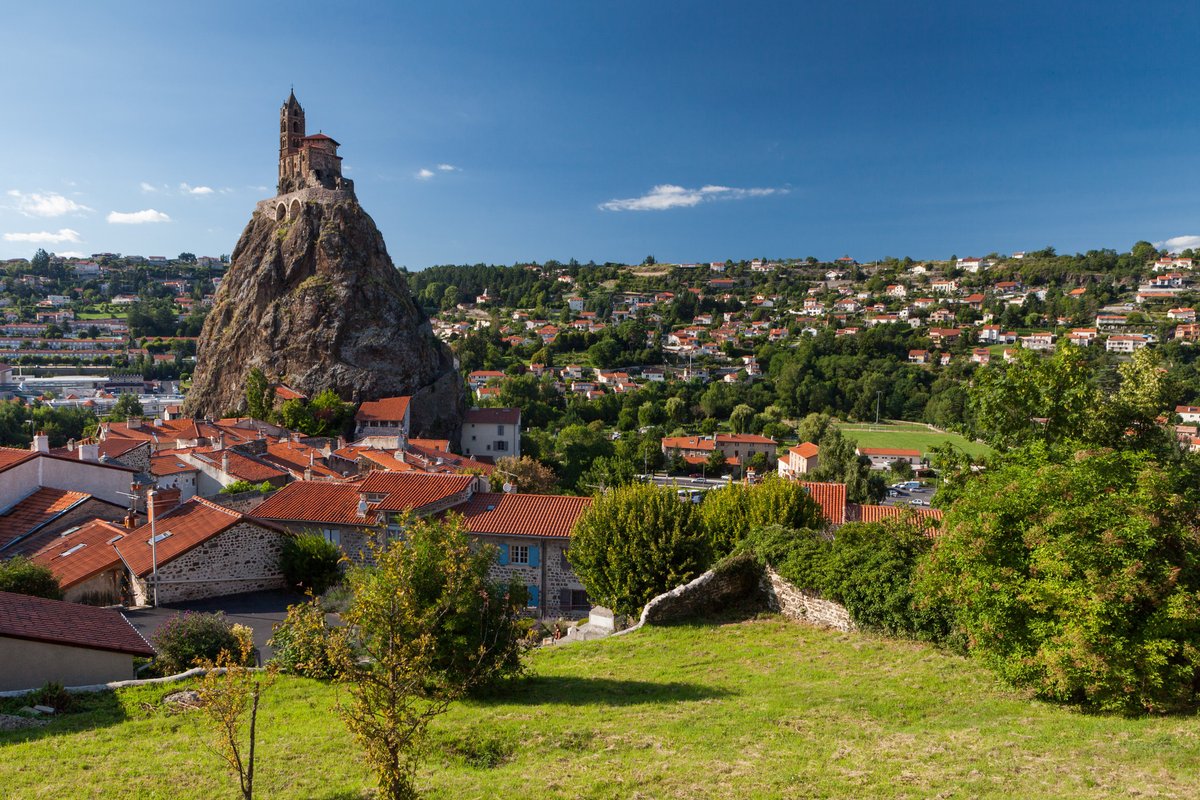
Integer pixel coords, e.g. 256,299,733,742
510,544,529,564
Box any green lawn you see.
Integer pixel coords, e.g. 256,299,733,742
836,422,992,459
2,616,1197,798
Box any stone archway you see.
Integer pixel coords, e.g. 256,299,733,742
289,199,302,220
276,203,287,222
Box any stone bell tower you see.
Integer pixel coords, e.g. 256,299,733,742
279,90,306,193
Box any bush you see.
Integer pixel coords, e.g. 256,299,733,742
569,482,710,617
919,448,1200,713
740,524,829,590
152,612,254,674
699,475,825,558
0,556,63,600
280,533,343,594
32,681,74,713
820,518,955,644
268,597,339,679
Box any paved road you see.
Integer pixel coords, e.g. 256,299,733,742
123,589,307,663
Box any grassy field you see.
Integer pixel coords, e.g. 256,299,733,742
835,421,992,459
3,616,1198,799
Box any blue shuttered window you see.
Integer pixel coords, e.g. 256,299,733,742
498,544,509,565
528,585,540,608
528,545,540,567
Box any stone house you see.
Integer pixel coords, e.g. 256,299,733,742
0,591,155,692
111,497,291,605
255,475,593,619
450,491,592,618
30,518,132,604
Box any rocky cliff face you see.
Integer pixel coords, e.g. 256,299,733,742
185,196,464,438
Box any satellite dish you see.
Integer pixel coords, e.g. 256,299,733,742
502,482,514,493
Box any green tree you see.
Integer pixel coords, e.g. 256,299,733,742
729,404,754,434
919,447,1200,713
31,248,50,273
0,556,62,599
244,367,272,421
332,515,526,800
493,455,557,493
579,455,638,492
665,396,688,424
699,475,824,557
810,428,883,503
569,482,710,616
280,533,342,594
108,393,144,421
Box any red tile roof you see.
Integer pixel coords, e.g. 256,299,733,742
0,446,34,473
190,447,288,483
848,503,943,534
358,472,475,512
450,492,592,539
151,454,198,476
0,590,154,657
464,407,521,425
0,488,94,552
791,442,820,459
799,481,847,526
30,519,128,589
254,482,371,526
112,497,282,577
355,396,411,423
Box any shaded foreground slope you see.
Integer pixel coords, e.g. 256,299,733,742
2,616,1197,799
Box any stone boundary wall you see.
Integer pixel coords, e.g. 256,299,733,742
613,556,855,636
761,566,856,632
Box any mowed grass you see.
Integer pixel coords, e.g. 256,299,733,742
836,422,992,459
3,616,1197,799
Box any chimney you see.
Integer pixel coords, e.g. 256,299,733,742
127,416,141,430
124,512,137,529
146,488,158,532
213,432,225,451
31,432,49,453
304,467,313,481
221,452,230,474
337,435,346,451
79,441,100,462
291,431,302,444
356,497,369,519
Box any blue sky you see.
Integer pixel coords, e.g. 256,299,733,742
3,1,1200,267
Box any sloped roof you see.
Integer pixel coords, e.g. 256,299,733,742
847,503,943,534
355,396,411,423
30,519,128,589
0,488,95,552
0,591,154,657
858,447,922,458
190,447,288,483
254,482,370,526
791,442,819,459
799,481,847,526
0,446,35,474
358,472,475,512
463,407,520,425
450,492,592,539
112,497,283,577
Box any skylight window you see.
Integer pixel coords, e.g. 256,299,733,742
150,531,172,544
61,543,86,557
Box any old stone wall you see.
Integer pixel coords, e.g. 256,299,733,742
206,490,271,514
637,554,763,626
760,566,856,632
138,521,288,604
480,536,586,620
111,441,152,473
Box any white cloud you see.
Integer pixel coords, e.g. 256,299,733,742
180,183,214,195
599,183,786,211
437,163,459,172
107,209,171,224
3,228,81,244
415,169,435,181
55,251,85,258
1156,235,1200,253
7,190,92,217
140,182,160,193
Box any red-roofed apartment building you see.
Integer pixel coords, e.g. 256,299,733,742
0,591,154,691
460,407,521,460
256,474,593,618
777,442,820,478
660,433,777,465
